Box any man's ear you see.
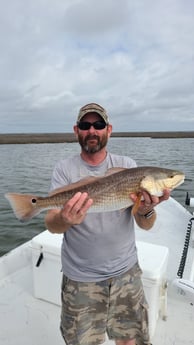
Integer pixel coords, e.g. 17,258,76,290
73,125,78,137
107,124,113,137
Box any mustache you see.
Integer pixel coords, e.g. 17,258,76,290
85,135,100,142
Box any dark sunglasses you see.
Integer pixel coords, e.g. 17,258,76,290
77,121,107,130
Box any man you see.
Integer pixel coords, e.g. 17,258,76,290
45,103,170,345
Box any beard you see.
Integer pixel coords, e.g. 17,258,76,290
78,133,108,153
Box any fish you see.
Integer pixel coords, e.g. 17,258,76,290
4,166,185,222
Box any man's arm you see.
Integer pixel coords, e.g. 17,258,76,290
134,209,157,230
45,192,93,233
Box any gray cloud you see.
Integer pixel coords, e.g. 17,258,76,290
0,0,194,133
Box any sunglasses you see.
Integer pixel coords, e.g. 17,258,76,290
77,121,107,130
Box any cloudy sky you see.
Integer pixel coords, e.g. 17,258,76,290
0,0,194,133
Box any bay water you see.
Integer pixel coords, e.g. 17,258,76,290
0,137,194,256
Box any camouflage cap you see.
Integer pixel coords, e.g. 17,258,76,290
77,103,109,124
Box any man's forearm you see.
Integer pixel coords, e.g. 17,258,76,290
134,209,156,230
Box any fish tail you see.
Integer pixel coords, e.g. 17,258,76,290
5,193,41,222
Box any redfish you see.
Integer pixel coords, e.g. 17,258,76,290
5,166,184,222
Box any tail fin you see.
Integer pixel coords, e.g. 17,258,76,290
5,193,41,222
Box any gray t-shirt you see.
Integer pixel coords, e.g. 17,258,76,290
50,152,138,282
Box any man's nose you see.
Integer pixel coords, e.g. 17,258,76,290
88,124,96,132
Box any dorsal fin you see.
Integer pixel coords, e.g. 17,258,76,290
49,176,99,196
104,167,128,176
49,167,128,196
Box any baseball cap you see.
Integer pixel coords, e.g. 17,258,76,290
77,103,109,124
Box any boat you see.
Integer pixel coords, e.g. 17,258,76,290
0,196,194,345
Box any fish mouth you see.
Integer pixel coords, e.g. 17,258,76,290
175,176,185,188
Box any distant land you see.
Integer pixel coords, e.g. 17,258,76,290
0,131,194,144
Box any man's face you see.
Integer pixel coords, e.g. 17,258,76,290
74,112,112,154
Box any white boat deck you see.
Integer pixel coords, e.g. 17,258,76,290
0,198,194,345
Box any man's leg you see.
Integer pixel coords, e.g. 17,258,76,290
107,264,150,345
60,275,109,345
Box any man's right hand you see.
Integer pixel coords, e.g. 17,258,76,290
59,192,93,225
45,192,93,233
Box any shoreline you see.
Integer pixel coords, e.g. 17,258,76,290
0,131,194,144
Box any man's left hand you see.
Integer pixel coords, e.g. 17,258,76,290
130,189,171,216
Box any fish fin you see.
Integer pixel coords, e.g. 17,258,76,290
131,193,142,215
105,167,128,176
49,176,99,196
5,193,41,222
120,207,129,212
49,168,128,196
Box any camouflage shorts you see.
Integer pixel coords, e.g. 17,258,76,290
60,263,151,345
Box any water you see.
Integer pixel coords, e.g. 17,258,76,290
0,137,194,256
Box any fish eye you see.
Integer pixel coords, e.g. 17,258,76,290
32,198,37,203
